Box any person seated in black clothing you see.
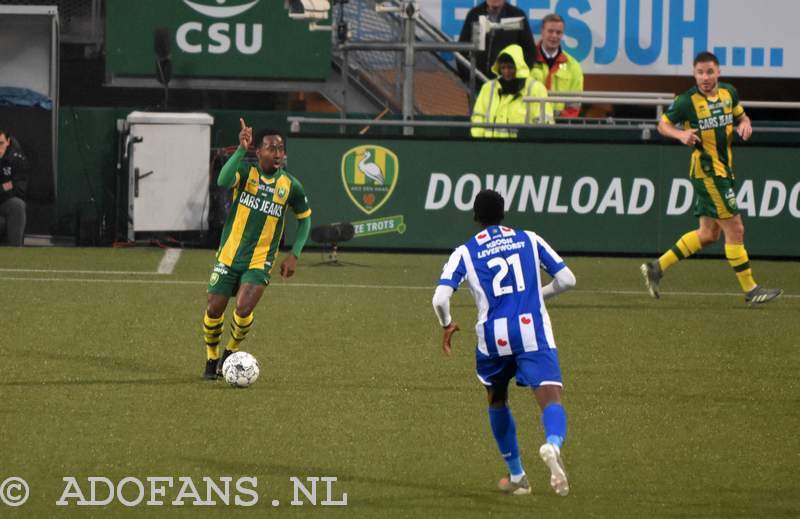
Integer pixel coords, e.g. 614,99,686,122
0,128,28,246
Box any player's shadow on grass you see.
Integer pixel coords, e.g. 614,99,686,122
309,259,371,268
561,300,796,312
558,301,697,310
266,381,469,394
3,350,195,387
728,304,797,313
25,349,181,373
9,350,235,386
183,458,535,513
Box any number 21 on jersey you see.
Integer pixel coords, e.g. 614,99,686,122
487,253,525,297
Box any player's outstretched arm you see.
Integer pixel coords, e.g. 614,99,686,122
441,322,460,356
280,216,311,280
217,147,244,188
542,266,576,300
279,255,296,279
657,119,699,146
291,216,311,258
217,118,252,188
432,285,459,354
531,233,575,300
432,285,454,327
736,114,753,141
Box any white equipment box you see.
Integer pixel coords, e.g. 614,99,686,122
125,111,214,239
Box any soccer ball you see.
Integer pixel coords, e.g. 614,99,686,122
221,351,260,388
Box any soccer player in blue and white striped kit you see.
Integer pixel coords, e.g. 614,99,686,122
432,189,576,496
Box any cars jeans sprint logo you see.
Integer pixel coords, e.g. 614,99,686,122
177,0,263,55
341,145,399,215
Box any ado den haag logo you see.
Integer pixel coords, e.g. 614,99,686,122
178,0,262,55
341,145,398,215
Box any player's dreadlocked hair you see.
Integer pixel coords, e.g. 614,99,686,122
473,189,505,226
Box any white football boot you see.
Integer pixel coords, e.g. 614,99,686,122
539,443,569,496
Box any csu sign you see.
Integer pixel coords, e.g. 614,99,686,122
106,0,330,80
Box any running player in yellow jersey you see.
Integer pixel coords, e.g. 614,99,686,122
641,52,781,306
202,119,312,378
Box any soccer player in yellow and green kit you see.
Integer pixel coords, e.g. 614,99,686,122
202,119,311,378
641,51,781,306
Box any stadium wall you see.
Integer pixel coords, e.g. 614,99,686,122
286,136,800,257
55,107,308,237
56,108,800,256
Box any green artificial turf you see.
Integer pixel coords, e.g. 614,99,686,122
1,247,798,518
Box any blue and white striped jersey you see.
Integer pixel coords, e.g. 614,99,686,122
438,225,567,358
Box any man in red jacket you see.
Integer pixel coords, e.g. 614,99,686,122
530,13,584,118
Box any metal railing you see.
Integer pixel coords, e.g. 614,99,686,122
557,91,674,98
288,116,662,140
289,91,799,137
288,116,650,130
333,0,482,134
523,94,800,123
525,95,674,120
289,104,800,140
410,9,489,85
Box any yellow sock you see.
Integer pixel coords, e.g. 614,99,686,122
725,243,757,293
658,231,703,272
203,312,224,360
225,312,254,353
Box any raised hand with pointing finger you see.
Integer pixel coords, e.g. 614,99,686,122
239,118,252,150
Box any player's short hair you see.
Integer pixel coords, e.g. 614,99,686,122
541,13,564,28
693,51,719,67
253,128,285,149
473,189,505,226
0,127,8,139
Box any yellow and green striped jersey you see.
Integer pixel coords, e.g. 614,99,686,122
662,82,746,179
216,162,311,273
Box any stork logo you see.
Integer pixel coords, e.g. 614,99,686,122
177,0,263,56
341,145,399,215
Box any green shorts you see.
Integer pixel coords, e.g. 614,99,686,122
692,175,740,219
207,262,269,296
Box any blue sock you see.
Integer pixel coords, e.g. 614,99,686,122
488,407,524,476
542,403,567,449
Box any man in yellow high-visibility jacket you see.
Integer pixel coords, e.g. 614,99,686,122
471,44,554,138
